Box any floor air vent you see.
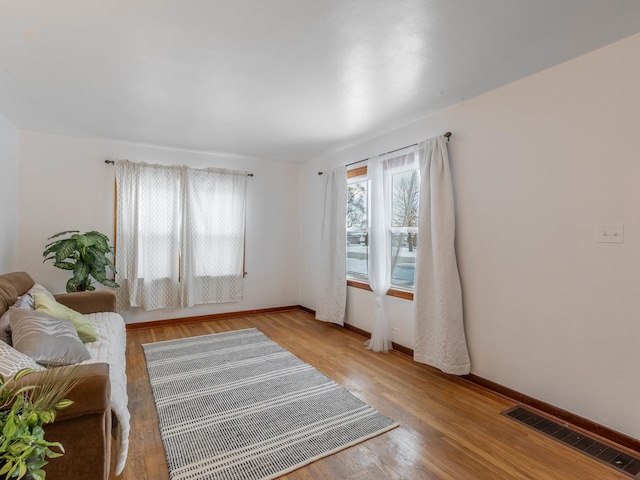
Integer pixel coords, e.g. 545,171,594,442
502,406,640,478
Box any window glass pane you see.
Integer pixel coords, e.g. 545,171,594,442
390,231,417,289
347,232,369,281
347,180,368,228
392,170,419,228
347,179,369,282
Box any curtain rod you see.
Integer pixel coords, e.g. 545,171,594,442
104,159,254,177
317,131,451,175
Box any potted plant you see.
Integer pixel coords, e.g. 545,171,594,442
0,368,78,480
42,231,119,293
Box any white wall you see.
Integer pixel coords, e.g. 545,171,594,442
16,132,300,323
0,113,18,273
300,33,640,439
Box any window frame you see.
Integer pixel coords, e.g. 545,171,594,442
345,166,415,301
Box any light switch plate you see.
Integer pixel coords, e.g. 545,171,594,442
596,224,624,243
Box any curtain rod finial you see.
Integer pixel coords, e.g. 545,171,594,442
318,172,323,175
105,159,114,165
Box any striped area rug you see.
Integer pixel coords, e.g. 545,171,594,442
143,328,398,480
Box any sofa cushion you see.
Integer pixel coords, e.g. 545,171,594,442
0,311,10,346
34,293,98,343
0,283,18,315
0,339,44,378
81,311,130,475
0,294,34,345
54,291,117,314
9,308,91,366
0,272,35,316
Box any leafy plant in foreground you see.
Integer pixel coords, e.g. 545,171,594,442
0,367,78,480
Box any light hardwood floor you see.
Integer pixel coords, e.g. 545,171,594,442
116,309,628,479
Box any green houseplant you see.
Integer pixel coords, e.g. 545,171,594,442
0,368,78,480
42,231,119,293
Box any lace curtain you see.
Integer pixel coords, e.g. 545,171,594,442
182,167,246,307
115,160,247,311
365,150,417,352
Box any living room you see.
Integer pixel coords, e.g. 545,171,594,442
1,2,640,479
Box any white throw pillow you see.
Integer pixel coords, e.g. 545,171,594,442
27,283,55,300
0,340,45,378
13,293,34,310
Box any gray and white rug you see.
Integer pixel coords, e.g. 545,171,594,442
142,328,398,480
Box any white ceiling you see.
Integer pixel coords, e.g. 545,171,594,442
1,1,640,163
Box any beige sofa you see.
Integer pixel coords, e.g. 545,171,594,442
0,272,129,480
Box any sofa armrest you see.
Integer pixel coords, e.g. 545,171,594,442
54,291,116,314
15,363,113,480
55,363,110,421
14,363,110,421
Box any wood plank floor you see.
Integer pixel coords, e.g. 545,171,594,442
116,309,628,479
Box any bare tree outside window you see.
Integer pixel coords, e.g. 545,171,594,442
347,182,367,228
390,169,420,289
347,179,369,281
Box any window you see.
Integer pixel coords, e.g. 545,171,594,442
347,175,369,282
115,161,247,311
389,167,419,290
345,150,420,296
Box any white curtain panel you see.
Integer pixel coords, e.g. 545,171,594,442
413,136,471,375
365,157,393,352
316,166,347,325
116,160,183,311
182,167,247,307
115,160,247,312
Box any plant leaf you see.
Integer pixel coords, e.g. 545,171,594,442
36,411,54,424
44,442,64,457
104,255,116,273
53,261,75,271
26,412,38,427
102,279,120,288
65,278,78,293
54,399,74,410
46,230,78,240
91,266,106,282
29,460,47,470
72,262,90,283
30,469,46,480
90,265,119,288
75,234,88,247
85,232,110,253
42,243,60,257
12,369,35,382
2,416,16,439
85,248,107,267
8,442,30,456
0,460,12,475
54,239,77,264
